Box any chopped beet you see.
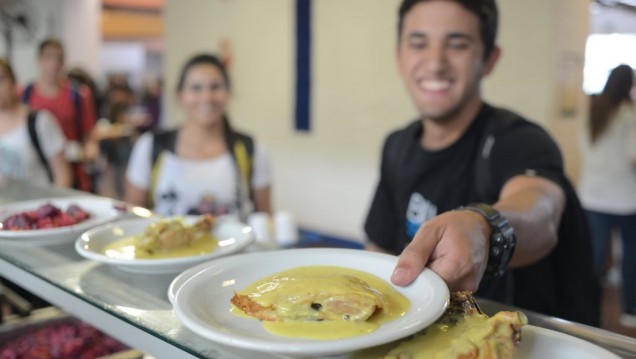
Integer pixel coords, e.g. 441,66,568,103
1,203,91,231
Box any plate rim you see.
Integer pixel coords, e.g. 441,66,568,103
522,325,622,358
171,248,450,356
75,215,255,268
0,196,124,242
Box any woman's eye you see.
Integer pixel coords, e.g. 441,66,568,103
189,84,203,92
210,83,225,91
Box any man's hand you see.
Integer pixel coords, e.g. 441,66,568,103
390,210,491,291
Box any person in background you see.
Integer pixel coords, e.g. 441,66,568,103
125,54,272,219
365,0,599,325
21,38,97,192
0,58,70,187
140,77,162,132
579,64,636,327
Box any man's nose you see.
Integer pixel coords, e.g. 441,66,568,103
424,43,447,74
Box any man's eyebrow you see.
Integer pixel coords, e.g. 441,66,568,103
446,32,477,41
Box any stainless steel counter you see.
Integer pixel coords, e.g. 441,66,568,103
1,178,635,358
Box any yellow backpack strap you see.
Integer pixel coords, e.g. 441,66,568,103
148,151,166,208
233,140,251,186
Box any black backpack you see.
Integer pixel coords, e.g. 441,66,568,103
475,108,601,326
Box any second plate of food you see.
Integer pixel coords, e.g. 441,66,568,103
170,248,449,357
75,215,254,274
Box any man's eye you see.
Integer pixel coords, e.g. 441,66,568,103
448,41,470,50
408,40,426,49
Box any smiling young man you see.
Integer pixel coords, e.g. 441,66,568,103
364,0,599,324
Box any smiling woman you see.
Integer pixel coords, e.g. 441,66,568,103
124,54,273,220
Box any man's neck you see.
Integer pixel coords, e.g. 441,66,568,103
420,98,483,151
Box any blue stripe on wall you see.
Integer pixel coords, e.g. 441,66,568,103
295,0,311,132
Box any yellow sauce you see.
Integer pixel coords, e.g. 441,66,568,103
102,233,218,260
231,266,410,340
351,312,525,359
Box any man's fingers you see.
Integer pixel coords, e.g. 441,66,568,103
428,257,479,292
391,226,440,286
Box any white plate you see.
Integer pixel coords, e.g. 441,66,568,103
335,325,621,359
517,325,621,359
75,216,255,274
0,196,124,246
171,248,450,357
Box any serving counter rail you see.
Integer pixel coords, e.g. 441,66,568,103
1,178,635,359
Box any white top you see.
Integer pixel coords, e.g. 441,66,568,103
579,102,636,214
0,111,66,186
126,131,272,216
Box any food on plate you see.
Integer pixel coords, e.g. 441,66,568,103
1,203,90,230
230,266,410,339
102,215,218,260
351,292,527,359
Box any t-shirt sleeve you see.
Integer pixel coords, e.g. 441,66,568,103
36,110,66,158
490,122,565,191
126,132,153,190
364,136,400,253
251,143,272,190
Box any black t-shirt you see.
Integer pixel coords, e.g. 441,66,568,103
365,103,564,253
364,103,564,301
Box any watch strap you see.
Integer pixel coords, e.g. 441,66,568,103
461,203,516,278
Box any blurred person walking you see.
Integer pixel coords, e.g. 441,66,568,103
0,58,70,187
579,64,636,327
21,38,97,192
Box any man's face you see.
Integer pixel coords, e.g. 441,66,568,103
396,1,498,123
38,45,64,80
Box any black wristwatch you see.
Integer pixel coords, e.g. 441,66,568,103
460,203,516,278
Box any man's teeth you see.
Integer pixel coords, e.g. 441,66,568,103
418,80,451,91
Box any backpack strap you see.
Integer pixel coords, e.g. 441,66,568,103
69,83,84,141
223,117,255,220
473,107,523,202
149,129,178,207
21,84,34,105
26,111,54,183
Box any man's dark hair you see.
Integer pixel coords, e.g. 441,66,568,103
398,0,498,59
38,38,64,58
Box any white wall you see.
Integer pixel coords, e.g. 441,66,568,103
165,0,589,241
100,41,147,88
0,0,101,85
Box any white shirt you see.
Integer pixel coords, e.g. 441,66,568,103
126,132,272,216
579,103,636,214
0,111,65,186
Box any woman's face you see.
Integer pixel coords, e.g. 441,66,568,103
178,63,230,126
0,67,16,108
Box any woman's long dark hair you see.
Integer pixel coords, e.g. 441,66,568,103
589,64,634,143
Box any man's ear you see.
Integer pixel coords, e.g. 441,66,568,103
483,45,501,76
